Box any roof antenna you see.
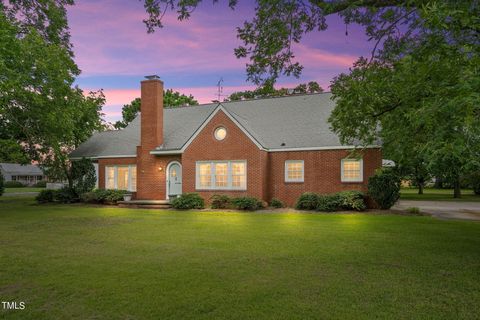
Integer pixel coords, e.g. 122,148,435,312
216,77,224,102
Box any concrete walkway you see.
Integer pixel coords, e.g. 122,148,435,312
394,200,480,221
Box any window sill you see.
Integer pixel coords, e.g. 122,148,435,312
284,181,304,184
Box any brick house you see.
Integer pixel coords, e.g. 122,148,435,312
70,76,382,206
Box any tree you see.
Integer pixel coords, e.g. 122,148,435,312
225,81,323,101
1,3,106,183
114,89,198,129
0,139,30,164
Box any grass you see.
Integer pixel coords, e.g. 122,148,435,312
4,187,44,193
401,187,480,202
0,197,479,319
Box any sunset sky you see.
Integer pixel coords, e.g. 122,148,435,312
68,0,372,122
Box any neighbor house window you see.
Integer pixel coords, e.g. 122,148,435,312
341,159,363,182
196,161,246,190
285,160,304,182
105,165,137,191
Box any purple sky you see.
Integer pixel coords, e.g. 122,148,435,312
68,0,372,122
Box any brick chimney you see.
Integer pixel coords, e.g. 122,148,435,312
141,75,163,149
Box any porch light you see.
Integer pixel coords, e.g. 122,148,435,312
158,167,163,171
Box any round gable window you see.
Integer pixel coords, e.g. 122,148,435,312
214,127,227,141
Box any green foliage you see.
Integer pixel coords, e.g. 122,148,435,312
296,191,366,212
36,190,56,204
171,193,205,210
0,172,4,196
295,192,320,210
368,170,401,209
4,181,24,188
33,180,47,188
270,198,284,208
54,187,78,204
114,89,199,129
89,189,128,204
0,139,29,164
336,191,367,211
80,191,99,204
316,194,341,212
226,81,323,101
231,197,264,211
71,158,96,195
210,194,231,209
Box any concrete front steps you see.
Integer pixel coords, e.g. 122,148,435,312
118,200,172,209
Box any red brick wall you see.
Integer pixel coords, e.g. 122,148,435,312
98,157,137,195
136,145,180,200
268,148,382,206
182,109,269,203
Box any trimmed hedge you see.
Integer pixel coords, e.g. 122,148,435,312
171,193,205,209
296,191,367,212
34,180,47,188
210,194,231,209
270,198,284,208
4,181,24,188
54,187,79,203
231,197,264,211
295,192,320,210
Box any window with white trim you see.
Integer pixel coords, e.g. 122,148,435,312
341,159,363,182
285,160,304,182
105,165,137,191
196,161,246,190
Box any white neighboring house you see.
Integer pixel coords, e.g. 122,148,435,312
0,163,46,186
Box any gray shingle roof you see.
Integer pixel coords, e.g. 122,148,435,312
70,93,360,158
0,163,44,175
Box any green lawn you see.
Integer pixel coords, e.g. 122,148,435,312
4,187,44,193
0,197,479,319
401,187,480,202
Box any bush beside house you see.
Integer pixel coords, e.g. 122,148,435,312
295,191,367,212
4,181,24,188
171,193,205,209
368,169,401,209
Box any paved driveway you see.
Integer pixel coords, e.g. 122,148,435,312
394,200,480,221
3,192,39,197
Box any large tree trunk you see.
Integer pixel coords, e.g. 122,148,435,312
434,176,443,189
453,176,461,198
418,182,424,195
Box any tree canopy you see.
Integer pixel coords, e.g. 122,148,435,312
114,89,199,129
0,1,105,184
226,81,323,101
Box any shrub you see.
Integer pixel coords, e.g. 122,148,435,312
337,191,366,211
231,197,264,211
36,189,56,203
4,181,24,188
368,169,401,209
316,194,341,212
71,158,96,195
88,189,127,204
171,193,205,209
295,192,320,210
270,198,284,208
34,180,47,188
210,194,231,209
54,187,79,203
80,191,100,203
0,173,4,196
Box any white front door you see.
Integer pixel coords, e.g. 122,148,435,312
168,163,182,198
